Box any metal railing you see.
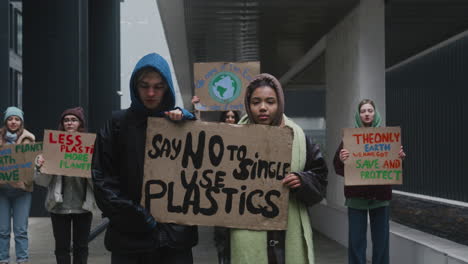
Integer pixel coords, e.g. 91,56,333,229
88,217,109,243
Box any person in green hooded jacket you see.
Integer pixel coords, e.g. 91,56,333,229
334,99,406,264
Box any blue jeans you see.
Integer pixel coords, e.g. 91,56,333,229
348,206,389,264
0,186,32,263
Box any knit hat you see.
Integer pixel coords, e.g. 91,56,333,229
4,106,24,122
58,107,87,132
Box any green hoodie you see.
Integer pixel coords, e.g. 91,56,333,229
346,101,389,210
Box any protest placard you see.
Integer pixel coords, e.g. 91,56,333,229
143,118,293,230
343,126,403,186
41,130,95,178
193,62,260,112
0,142,43,184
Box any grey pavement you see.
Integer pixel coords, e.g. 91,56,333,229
7,216,347,264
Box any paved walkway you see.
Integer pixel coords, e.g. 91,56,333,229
7,217,347,263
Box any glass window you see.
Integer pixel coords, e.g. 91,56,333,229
17,72,23,108
16,11,22,56
9,68,17,104
9,4,14,50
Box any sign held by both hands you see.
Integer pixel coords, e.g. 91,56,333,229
343,126,403,186
41,130,96,178
143,118,293,230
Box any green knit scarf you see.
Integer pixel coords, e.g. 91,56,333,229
230,114,314,264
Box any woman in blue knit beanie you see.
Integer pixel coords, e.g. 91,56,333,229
0,106,35,264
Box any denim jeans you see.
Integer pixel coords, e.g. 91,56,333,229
348,206,389,264
0,187,32,263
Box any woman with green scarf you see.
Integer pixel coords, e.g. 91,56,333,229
230,73,328,264
333,99,406,264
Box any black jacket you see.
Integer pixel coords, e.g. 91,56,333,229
91,109,198,253
333,141,392,200
267,135,328,264
291,135,328,205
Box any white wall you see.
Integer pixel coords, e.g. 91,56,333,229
120,0,184,109
315,0,387,256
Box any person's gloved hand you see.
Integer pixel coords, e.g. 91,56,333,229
134,205,157,231
136,206,167,247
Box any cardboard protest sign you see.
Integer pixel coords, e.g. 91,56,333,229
194,62,260,112
41,130,95,178
143,118,293,230
0,142,43,184
343,127,403,186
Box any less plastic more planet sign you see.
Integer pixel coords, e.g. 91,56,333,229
343,127,403,186
41,130,96,178
194,62,260,112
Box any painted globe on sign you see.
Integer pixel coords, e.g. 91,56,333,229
209,72,242,104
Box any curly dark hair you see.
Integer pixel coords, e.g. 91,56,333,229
219,110,240,123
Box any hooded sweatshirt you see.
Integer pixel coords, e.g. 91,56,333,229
333,101,391,208
129,53,193,119
233,73,315,264
242,73,285,126
91,53,198,252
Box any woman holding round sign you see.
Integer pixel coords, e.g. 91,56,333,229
219,110,240,125
35,107,96,264
0,106,35,264
230,74,328,264
191,95,241,125
333,99,406,264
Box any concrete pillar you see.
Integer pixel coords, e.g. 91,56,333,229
22,0,89,217
157,0,191,108
309,0,386,248
325,0,385,208
23,0,88,138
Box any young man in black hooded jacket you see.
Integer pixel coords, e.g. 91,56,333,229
92,53,198,264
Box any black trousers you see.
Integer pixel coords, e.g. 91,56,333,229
214,227,230,264
111,247,193,264
50,212,93,264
